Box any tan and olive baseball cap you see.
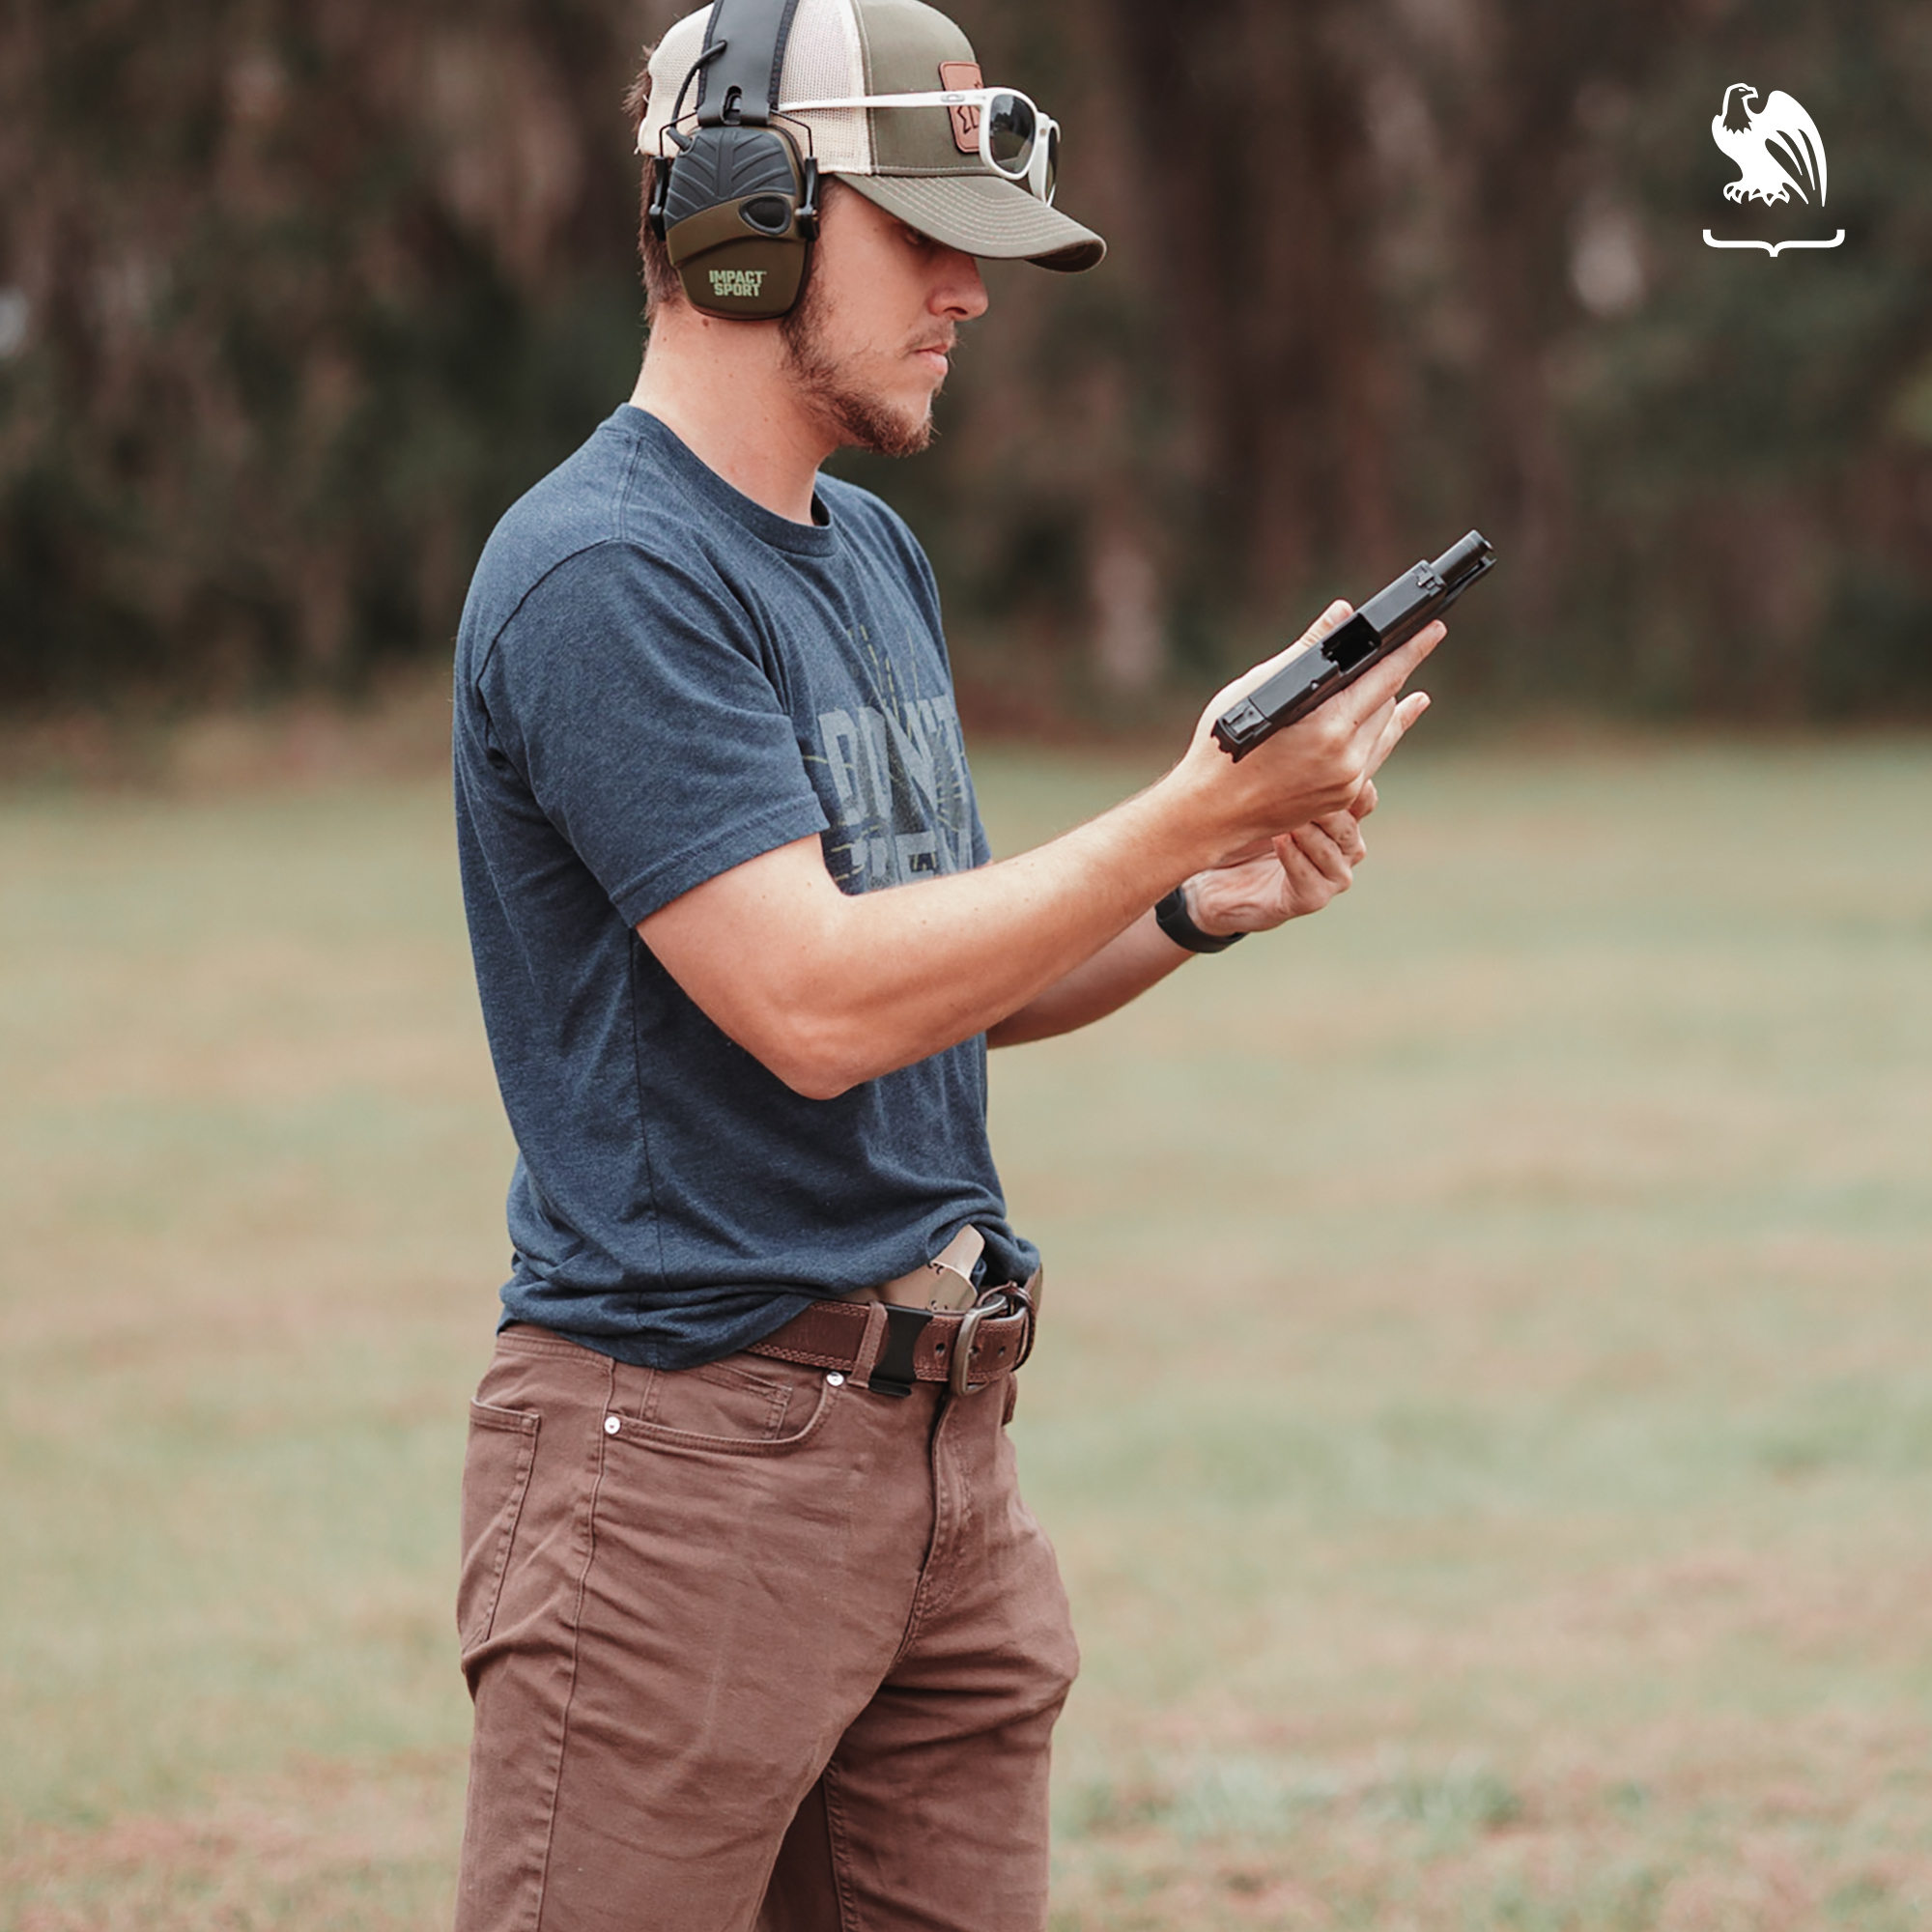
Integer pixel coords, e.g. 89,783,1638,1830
637,0,1105,272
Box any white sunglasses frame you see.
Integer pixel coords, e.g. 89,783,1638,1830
775,88,1060,205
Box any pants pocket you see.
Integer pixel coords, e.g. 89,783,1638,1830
457,1400,540,1652
626,1351,835,1456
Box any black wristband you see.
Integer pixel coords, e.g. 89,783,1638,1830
1153,885,1246,954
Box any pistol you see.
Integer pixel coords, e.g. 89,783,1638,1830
1211,531,1496,760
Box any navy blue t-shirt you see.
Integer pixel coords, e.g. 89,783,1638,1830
453,407,1036,1369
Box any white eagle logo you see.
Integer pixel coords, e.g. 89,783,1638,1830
1711,83,1828,207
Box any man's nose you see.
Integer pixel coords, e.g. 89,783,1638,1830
934,248,988,322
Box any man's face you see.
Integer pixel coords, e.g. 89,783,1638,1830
780,185,988,459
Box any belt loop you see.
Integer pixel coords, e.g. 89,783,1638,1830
850,1301,891,1386
1009,1269,1042,1373
854,1306,889,1383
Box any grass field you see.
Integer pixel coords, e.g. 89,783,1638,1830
2,736,1929,1929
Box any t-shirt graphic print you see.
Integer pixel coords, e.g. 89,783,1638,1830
812,633,976,892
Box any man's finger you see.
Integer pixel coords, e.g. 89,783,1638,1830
1312,809,1367,865
1350,778,1379,822
1293,599,1355,654
1209,601,1354,714
1333,619,1444,727
1275,826,1353,891
1269,835,1328,901
1363,690,1432,783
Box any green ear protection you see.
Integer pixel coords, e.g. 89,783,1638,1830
648,0,820,321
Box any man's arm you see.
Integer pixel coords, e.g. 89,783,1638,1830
984,787,1378,1046
639,607,1439,1100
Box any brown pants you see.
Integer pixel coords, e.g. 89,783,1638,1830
454,1321,1078,1932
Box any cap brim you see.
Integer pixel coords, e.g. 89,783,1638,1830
841,173,1105,272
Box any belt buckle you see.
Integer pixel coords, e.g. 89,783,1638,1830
950,1286,1028,1398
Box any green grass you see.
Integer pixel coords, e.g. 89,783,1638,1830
2,739,1930,1927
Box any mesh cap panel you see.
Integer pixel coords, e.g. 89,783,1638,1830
641,0,871,174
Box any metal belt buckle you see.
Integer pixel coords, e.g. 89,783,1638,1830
950,1288,1020,1397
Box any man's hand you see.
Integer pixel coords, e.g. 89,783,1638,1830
1184,782,1378,936
1159,600,1437,869
1164,602,1435,938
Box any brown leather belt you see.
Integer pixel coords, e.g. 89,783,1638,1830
747,1274,1038,1400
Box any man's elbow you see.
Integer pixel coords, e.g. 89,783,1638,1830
751,1012,880,1102
771,1055,859,1103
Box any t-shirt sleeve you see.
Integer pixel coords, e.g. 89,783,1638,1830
476,541,829,925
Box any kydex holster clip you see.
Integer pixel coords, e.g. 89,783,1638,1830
1211,531,1496,760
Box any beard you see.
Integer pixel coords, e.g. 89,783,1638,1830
779,267,937,460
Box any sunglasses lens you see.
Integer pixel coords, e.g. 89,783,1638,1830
985,92,1035,174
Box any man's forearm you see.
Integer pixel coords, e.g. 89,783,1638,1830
984,911,1190,1047
986,788,1379,1048
642,777,1217,1099
639,619,1438,1099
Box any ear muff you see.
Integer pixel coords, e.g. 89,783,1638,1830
648,0,820,322
657,125,818,321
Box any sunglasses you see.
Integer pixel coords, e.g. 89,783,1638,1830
779,88,1060,205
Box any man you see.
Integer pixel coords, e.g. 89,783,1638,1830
449,1,1441,1926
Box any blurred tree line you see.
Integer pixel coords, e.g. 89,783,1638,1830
2,0,1928,720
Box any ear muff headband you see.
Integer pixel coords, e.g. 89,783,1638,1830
694,0,803,130
652,0,817,321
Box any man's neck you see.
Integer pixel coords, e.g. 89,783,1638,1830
629,312,833,525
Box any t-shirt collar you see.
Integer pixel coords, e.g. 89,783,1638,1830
611,407,840,558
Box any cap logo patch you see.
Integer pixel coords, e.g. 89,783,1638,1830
938,62,983,154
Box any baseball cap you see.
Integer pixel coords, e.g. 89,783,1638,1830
637,0,1106,272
